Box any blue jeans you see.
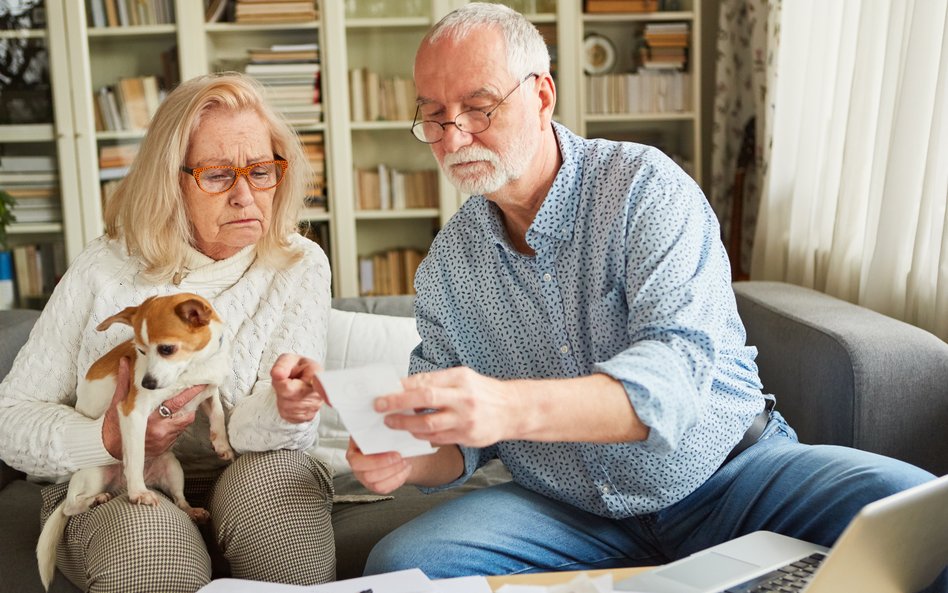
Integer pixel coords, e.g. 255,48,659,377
365,413,946,592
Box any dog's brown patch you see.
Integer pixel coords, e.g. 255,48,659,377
136,294,219,354
85,341,136,382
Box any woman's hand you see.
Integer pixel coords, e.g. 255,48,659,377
271,353,328,423
101,357,205,459
346,439,412,495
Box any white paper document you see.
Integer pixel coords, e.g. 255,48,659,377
317,364,438,457
198,568,433,593
431,575,493,592
496,573,618,593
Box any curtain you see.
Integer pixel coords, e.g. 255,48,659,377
751,0,948,340
709,0,773,278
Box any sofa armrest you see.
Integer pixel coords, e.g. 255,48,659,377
1,310,42,491
733,281,948,476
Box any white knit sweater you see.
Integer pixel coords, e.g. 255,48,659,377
0,233,331,480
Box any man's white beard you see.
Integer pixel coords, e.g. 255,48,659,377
441,138,534,196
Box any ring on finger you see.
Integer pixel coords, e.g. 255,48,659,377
158,404,173,418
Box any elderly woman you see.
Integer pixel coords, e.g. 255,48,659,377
0,73,334,592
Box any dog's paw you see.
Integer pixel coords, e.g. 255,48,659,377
129,490,161,507
186,507,211,524
92,492,113,506
212,438,235,461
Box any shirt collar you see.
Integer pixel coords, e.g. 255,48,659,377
481,122,583,253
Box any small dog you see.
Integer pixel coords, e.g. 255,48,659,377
36,293,233,590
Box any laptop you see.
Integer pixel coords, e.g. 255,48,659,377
616,474,948,593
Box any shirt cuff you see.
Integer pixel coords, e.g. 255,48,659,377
62,413,117,468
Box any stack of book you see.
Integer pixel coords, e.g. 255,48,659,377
585,70,690,114
359,248,426,296
348,68,416,122
93,76,164,132
639,22,689,70
234,0,318,24
299,132,326,211
88,0,176,27
0,155,61,225
584,0,658,13
246,43,321,126
8,241,66,307
98,143,139,203
353,166,438,211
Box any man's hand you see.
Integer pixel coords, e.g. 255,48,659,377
101,357,204,460
376,367,515,448
271,353,328,424
346,438,412,494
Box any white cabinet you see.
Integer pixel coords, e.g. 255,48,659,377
2,0,702,301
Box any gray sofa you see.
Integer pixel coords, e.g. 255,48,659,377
1,282,946,592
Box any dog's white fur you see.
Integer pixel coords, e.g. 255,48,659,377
36,293,232,590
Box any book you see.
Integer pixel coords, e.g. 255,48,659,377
205,0,229,22
585,0,658,12
0,155,57,172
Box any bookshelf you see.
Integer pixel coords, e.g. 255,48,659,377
3,0,702,302
0,1,81,308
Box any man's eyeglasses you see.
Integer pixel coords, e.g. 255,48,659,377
180,155,288,194
410,73,538,144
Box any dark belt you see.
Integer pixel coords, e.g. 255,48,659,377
721,398,775,467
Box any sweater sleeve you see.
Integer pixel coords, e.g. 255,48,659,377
226,241,332,453
0,241,116,479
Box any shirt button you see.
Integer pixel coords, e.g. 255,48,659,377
559,344,569,354
600,483,613,495
543,272,552,282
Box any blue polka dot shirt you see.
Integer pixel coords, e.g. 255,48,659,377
410,123,767,518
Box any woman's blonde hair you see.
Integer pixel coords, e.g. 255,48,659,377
104,72,307,280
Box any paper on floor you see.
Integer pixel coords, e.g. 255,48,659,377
317,363,438,457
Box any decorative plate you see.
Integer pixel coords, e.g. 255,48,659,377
583,34,616,75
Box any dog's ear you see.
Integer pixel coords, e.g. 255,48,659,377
96,306,138,331
175,298,212,328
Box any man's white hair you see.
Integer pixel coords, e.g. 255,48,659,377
423,2,551,81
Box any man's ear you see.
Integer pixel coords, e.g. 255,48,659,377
96,306,138,331
175,298,212,328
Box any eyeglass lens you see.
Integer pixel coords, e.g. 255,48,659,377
413,111,490,143
197,162,284,193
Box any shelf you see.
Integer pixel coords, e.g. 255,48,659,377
87,25,176,37
583,11,694,23
350,121,413,131
301,209,330,222
345,17,431,29
96,130,147,141
527,13,557,24
294,123,327,133
8,223,64,234
0,29,46,39
205,22,319,33
585,112,697,123
0,124,55,142
355,208,440,220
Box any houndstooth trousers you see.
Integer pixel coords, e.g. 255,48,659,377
39,450,335,593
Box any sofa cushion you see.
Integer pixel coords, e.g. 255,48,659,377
311,309,421,475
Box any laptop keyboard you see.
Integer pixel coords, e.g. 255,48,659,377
723,552,827,592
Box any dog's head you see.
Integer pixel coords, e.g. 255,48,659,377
97,293,224,391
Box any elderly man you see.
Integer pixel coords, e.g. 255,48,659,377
340,1,936,583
